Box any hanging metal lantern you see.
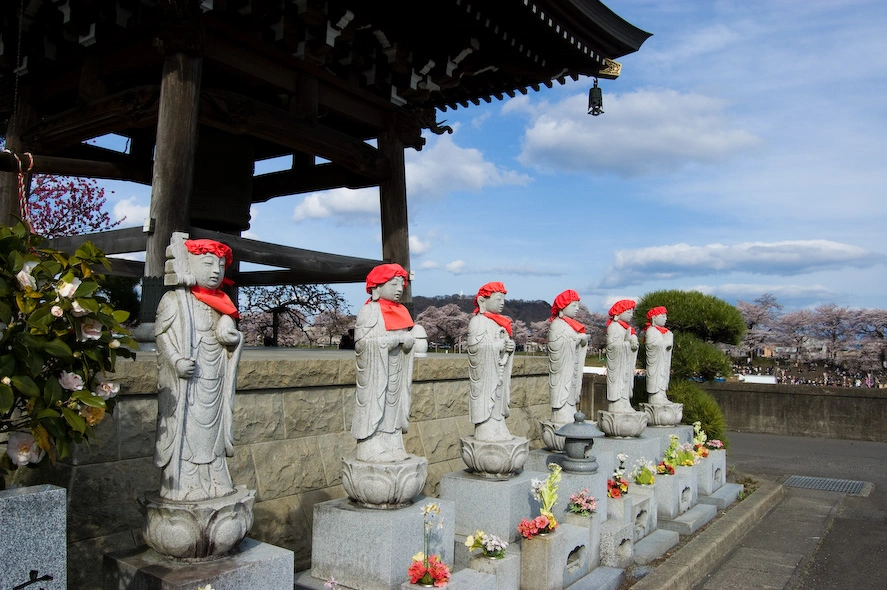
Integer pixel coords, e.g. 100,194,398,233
588,78,603,116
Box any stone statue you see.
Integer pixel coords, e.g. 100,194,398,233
644,306,673,404
641,306,683,426
144,232,254,559
154,237,243,501
352,263,416,463
468,282,515,442
342,263,427,508
547,290,589,424
605,299,638,413
460,281,528,477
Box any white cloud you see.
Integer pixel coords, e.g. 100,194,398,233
419,260,439,269
509,89,759,177
292,187,378,222
446,260,466,273
406,133,531,200
598,240,885,288
112,197,149,227
693,283,836,303
440,259,563,277
410,235,431,255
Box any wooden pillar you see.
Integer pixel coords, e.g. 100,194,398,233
378,127,412,310
142,51,202,321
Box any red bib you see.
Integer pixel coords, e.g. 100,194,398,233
191,286,240,319
562,317,586,334
483,312,513,336
378,299,414,330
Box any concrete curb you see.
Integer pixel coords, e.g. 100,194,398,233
630,478,784,590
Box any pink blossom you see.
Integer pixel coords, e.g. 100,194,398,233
7,431,45,466
16,261,37,290
70,300,89,317
59,370,85,391
51,305,64,317
80,317,103,341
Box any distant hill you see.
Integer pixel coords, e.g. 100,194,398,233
412,294,552,325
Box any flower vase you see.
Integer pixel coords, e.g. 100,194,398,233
519,529,565,590
469,552,520,590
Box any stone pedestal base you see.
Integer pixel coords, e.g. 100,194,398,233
563,511,601,571
644,424,694,448
142,485,255,559
654,465,697,519
460,435,529,478
592,434,661,482
1,485,66,590
310,496,454,590
103,538,293,590
519,530,565,590
640,402,683,426
599,519,633,569
627,483,658,542
441,470,535,551
341,454,428,508
539,420,566,452
698,449,727,495
469,552,520,590
597,410,648,437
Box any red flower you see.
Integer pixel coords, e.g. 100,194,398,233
408,561,427,584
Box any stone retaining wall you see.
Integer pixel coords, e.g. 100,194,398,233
12,351,551,590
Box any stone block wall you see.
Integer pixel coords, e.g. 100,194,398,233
9,351,551,590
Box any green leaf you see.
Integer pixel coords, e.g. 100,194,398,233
111,310,130,324
72,389,106,408
0,300,11,324
44,377,64,407
0,383,13,412
0,355,16,376
42,338,74,359
62,407,87,433
74,280,100,298
75,297,100,313
11,375,39,397
34,408,61,419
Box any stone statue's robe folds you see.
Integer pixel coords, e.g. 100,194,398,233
467,314,513,427
645,327,674,397
606,322,637,405
548,317,588,416
351,301,414,441
154,290,243,501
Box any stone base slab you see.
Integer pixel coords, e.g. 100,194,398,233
643,424,694,448
0,485,66,590
658,503,718,536
697,449,727,495
633,529,679,565
592,434,660,481
519,529,565,590
310,496,455,590
469,552,520,590
560,523,592,588
654,465,697,520
103,538,293,590
698,482,744,510
599,519,633,569
400,567,497,590
440,470,535,550
571,566,625,590
627,483,658,542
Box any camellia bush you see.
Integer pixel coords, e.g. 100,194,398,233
0,223,137,476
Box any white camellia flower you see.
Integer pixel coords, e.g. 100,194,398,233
59,370,85,391
70,300,90,317
51,305,64,318
16,261,38,290
80,317,103,341
7,431,45,466
94,377,119,400
109,339,121,349
57,276,82,299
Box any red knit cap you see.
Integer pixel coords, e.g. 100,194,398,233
185,239,233,266
550,289,580,320
473,281,507,311
365,263,409,294
646,306,667,320
608,299,636,318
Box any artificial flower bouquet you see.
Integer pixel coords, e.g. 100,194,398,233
519,462,562,538
630,458,656,485
693,421,710,457
567,487,597,516
465,529,508,559
656,460,675,475
607,453,629,498
408,503,450,587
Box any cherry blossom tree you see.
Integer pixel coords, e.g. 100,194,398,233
415,303,470,348
511,319,529,348
313,308,356,346
27,175,122,238
238,284,348,347
774,309,816,364
736,293,783,359
812,304,851,364
854,308,887,369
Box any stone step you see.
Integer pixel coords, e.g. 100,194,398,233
658,503,718,536
565,566,625,590
632,529,680,565
698,482,744,510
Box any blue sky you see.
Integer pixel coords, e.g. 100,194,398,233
107,0,887,316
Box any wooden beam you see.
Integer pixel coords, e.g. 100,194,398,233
199,89,390,181
234,268,376,286
377,126,411,307
252,162,377,202
0,151,152,183
48,227,147,255
189,228,382,284
21,86,160,154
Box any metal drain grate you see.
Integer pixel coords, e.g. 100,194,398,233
783,476,865,494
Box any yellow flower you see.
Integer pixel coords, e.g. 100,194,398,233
464,535,475,548
412,552,425,562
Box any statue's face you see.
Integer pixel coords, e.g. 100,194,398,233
617,309,634,323
652,313,667,327
375,275,404,302
480,291,505,314
192,254,225,289
561,301,580,319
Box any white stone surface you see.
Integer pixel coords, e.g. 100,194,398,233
0,485,66,590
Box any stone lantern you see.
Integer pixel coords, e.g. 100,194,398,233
555,412,605,474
